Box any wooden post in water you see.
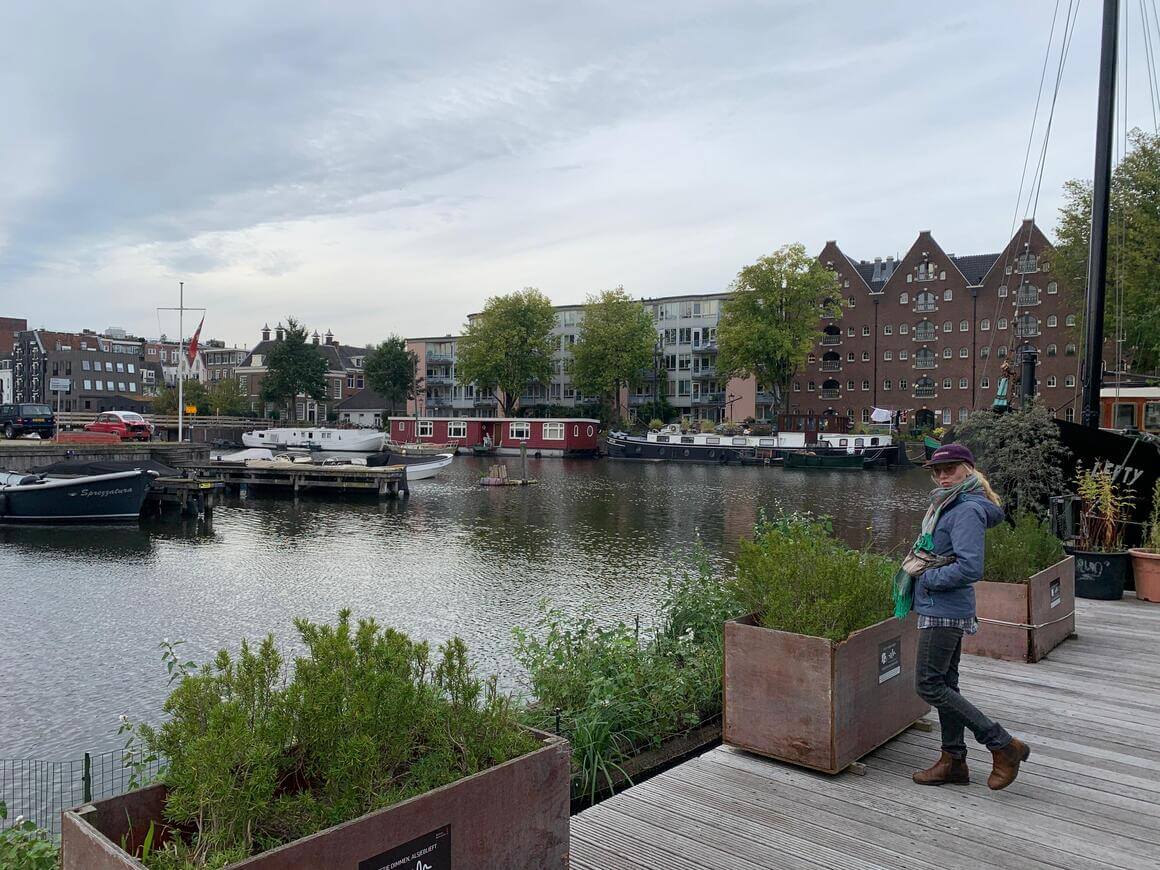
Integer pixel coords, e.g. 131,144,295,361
520,440,527,483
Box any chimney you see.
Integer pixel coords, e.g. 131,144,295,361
275,322,285,341
325,329,335,346
312,330,320,345
261,323,270,342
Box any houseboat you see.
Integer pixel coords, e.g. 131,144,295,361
606,414,905,466
241,427,385,453
387,417,600,458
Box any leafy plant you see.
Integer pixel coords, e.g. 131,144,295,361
0,801,59,870
1143,479,1160,551
1075,467,1135,552
726,511,894,642
647,418,663,431
698,419,716,433
985,513,1067,583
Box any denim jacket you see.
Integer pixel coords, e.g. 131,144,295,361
914,492,1005,620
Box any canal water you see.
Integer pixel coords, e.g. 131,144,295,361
0,457,932,759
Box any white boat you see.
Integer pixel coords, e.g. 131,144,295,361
403,453,454,480
241,427,384,452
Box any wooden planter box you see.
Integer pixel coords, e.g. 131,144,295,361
62,731,570,870
723,612,928,774
964,556,1075,663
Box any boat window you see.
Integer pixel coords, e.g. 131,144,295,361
758,438,775,447
732,437,747,447
871,437,879,445
656,435,669,443
705,436,720,445
839,438,848,447
855,438,864,447
681,436,695,444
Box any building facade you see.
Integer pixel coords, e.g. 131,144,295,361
9,329,151,412
203,341,250,384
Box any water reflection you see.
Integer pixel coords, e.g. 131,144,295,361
0,457,932,758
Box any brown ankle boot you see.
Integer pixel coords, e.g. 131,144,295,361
987,737,1031,790
912,751,970,785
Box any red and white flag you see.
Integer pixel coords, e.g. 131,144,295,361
186,315,204,366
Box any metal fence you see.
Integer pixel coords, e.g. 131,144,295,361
1,749,162,837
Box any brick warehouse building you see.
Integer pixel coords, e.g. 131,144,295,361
807,219,1085,427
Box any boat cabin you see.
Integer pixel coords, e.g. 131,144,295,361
387,417,600,457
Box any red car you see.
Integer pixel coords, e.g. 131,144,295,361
84,411,154,441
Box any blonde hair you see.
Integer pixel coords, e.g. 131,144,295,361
973,469,1002,507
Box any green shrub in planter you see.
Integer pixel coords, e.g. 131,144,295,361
985,513,1066,583
134,611,538,868
727,512,894,641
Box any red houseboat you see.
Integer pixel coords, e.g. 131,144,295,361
387,417,601,458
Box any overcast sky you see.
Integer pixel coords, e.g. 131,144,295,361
1,1,1155,348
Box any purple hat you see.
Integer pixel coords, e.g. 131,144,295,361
922,443,975,468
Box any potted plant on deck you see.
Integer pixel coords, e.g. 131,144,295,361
963,513,1075,662
62,611,570,870
1128,480,1160,603
1071,467,1135,600
722,513,929,774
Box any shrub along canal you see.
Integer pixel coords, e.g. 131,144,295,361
0,456,932,759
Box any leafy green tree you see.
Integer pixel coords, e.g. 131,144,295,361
260,317,328,421
152,378,209,415
1055,128,1160,373
716,244,841,409
568,288,656,422
455,288,556,416
363,335,420,414
206,377,250,416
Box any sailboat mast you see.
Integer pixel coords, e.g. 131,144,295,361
1081,0,1119,428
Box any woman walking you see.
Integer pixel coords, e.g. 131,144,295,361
901,444,1031,790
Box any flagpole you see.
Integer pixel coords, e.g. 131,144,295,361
178,281,185,444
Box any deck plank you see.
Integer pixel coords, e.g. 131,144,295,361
572,597,1160,870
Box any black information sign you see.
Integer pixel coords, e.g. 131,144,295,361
359,825,451,870
878,637,901,684
1050,578,1062,608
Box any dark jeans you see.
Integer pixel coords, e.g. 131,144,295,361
915,626,1012,758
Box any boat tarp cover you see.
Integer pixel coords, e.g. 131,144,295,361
30,459,179,477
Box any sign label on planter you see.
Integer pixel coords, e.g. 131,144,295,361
1050,578,1062,608
360,824,450,870
878,637,901,684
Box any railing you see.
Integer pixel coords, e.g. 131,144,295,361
473,396,498,406
54,411,262,429
820,335,841,346
698,341,718,353
914,302,938,313
819,389,840,399
1016,291,1040,306
426,396,451,407
629,394,653,406
425,352,454,362
913,330,937,342
820,361,841,371
914,387,936,398
755,392,778,404
1015,325,1040,338
424,375,454,386
692,369,717,379
692,392,724,405
915,358,937,369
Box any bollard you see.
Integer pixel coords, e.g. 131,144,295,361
520,440,527,482
83,752,92,803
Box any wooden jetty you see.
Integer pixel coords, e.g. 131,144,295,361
572,596,1160,870
144,477,224,520
183,460,409,497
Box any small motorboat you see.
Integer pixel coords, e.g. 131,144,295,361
401,453,455,481
383,440,458,456
0,468,154,523
471,444,497,457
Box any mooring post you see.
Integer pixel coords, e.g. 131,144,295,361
82,752,92,803
520,440,528,482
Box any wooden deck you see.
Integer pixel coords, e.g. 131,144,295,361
572,596,1160,870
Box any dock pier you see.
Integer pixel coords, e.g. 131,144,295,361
144,477,224,520
182,460,410,498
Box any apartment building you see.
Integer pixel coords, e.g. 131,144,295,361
203,341,250,384
9,329,151,412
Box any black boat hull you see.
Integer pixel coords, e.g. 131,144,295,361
0,470,152,523
606,435,904,466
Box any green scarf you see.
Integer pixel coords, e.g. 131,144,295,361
891,475,982,619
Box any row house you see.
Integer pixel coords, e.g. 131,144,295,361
202,340,250,384
236,323,368,421
8,328,152,412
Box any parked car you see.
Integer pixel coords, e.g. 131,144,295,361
84,411,154,441
0,403,56,439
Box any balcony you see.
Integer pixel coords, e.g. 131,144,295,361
914,302,938,313
697,341,718,353
1016,290,1040,306
913,330,937,342
820,361,841,372
914,387,936,398
473,395,497,407
820,389,840,399
425,352,454,363
756,391,778,405
426,396,451,408
692,368,717,380
692,392,724,405
820,335,842,346
425,374,454,386
1015,324,1040,338
915,359,937,370
629,394,654,406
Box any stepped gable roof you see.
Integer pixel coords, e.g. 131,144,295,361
336,388,388,410
951,253,1001,285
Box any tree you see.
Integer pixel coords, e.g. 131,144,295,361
206,378,250,416
363,336,420,414
1055,128,1160,374
152,378,208,415
260,317,328,421
568,288,656,423
716,244,841,410
454,288,556,416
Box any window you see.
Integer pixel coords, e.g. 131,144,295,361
95,380,103,390
861,380,870,391
959,378,968,389
129,383,137,393
82,360,91,371
861,351,870,361
981,377,990,389
899,378,908,390
899,349,909,360
807,381,816,391
999,285,1008,297
1065,375,1076,387
847,352,856,362
116,362,124,373
862,409,871,424
942,320,953,333
944,288,953,302
862,325,871,336
943,378,953,390
915,291,937,312
793,381,801,392
1065,314,1076,327
1047,344,1057,357
997,317,1008,330
957,347,968,359
883,324,893,336
899,323,910,335
128,364,135,373
847,380,855,391
1065,407,1075,422
899,292,909,305
998,346,1008,358
884,350,893,361
883,379,892,391
847,296,856,307
1047,281,1058,295
1047,315,1058,327
105,362,113,371
447,421,467,438
980,346,990,359
1046,375,1057,388
914,322,936,341
83,379,92,390
916,349,936,369
418,420,434,437
542,422,564,440
118,382,126,391
942,347,953,359
915,377,934,397
509,421,531,440
1065,343,1077,356
847,326,856,337
980,319,991,331
957,320,968,333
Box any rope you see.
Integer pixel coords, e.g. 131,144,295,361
977,609,1076,631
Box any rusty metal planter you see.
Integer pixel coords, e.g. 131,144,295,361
61,731,570,870
723,612,928,774
964,556,1075,663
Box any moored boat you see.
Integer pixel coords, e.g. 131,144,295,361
0,469,153,523
242,427,384,452
783,453,866,470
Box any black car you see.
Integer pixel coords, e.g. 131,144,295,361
0,403,56,439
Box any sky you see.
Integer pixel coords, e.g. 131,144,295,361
1,1,1157,349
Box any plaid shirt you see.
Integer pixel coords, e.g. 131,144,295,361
918,614,979,635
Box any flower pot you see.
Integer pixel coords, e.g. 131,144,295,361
723,612,929,774
1128,548,1160,603
61,730,570,870
1067,548,1130,600
964,556,1075,663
